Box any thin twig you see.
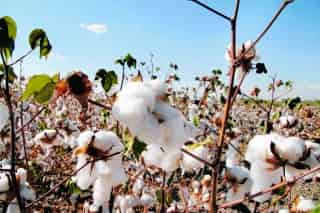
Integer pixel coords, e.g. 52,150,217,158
188,0,231,21
16,106,46,134
181,148,215,168
88,98,112,110
8,49,33,66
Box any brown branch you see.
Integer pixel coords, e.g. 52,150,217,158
188,0,231,21
181,148,215,168
219,165,320,209
88,98,112,110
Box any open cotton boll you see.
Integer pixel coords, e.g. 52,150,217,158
116,82,156,110
119,195,140,213
132,175,145,195
145,79,167,97
110,167,127,187
274,136,305,163
181,146,209,171
34,129,63,147
0,173,10,192
0,103,9,130
249,161,282,203
225,166,252,201
140,191,155,207
6,198,19,213
296,196,316,211
245,133,285,163
75,154,97,190
94,131,124,153
160,150,181,172
142,144,164,168
278,209,290,213
188,104,198,121
92,178,112,212
225,139,241,168
279,115,297,129
77,131,95,147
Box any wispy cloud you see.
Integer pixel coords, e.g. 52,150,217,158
80,23,107,34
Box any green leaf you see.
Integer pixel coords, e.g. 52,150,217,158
0,64,16,83
51,73,60,83
115,59,125,66
0,16,17,59
29,29,52,58
124,54,137,69
34,82,55,104
95,69,118,93
21,74,53,100
287,97,301,110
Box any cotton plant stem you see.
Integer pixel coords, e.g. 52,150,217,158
0,50,24,212
19,61,29,169
219,165,320,209
88,98,112,110
209,1,240,212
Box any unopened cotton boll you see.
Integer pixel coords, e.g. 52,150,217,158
0,103,9,130
181,146,209,171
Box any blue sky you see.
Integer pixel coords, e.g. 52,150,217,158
2,0,320,99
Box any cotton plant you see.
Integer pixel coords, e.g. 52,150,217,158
181,145,210,172
73,130,127,212
33,129,65,157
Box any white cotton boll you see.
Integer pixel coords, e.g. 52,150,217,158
296,197,316,211
225,166,252,201
279,115,297,128
117,82,156,110
0,173,10,192
92,178,112,210
145,79,167,97
181,146,209,171
120,195,140,213
142,144,164,168
110,167,127,187
140,192,155,207
225,139,240,168
132,176,144,195
94,131,123,153
160,150,181,172
0,103,9,130
245,133,284,163
274,136,305,163
77,131,95,147
249,161,282,203
75,154,96,190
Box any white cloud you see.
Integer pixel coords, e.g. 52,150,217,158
80,23,107,34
